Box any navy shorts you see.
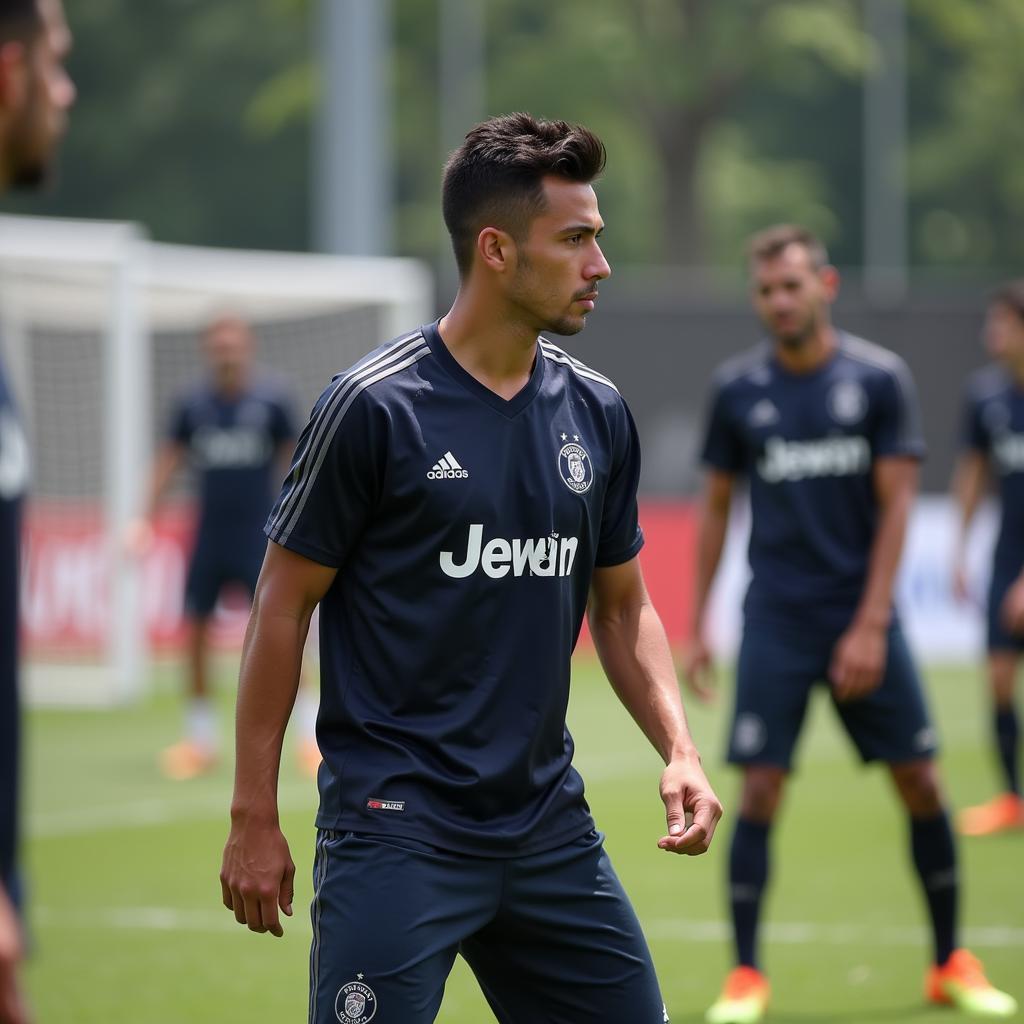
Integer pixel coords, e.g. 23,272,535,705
728,617,937,771
183,534,263,618
308,828,668,1024
987,560,1024,653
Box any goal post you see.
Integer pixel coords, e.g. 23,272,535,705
0,214,433,706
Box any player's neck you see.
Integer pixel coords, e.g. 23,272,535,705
437,293,539,400
773,326,837,375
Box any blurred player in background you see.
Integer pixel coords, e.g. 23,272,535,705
0,0,74,1019
951,280,1024,835
128,315,319,780
685,225,1016,1022
220,112,721,1023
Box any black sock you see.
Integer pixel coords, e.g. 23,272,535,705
730,817,770,970
910,813,958,966
994,705,1020,796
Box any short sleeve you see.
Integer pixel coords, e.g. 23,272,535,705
264,381,383,568
595,399,644,568
962,388,990,454
700,381,745,473
168,398,192,446
871,360,927,460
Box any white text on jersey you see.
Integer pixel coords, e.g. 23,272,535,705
440,524,579,579
427,450,469,480
757,435,870,483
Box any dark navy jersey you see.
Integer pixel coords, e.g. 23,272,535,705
0,357,28,893
266,323,644,856
169,380,295,540
962,364,1024,565
701,332,925,627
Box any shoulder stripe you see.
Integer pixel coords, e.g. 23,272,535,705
713,345,771,388
840,334,919,449
268,333,429,544
538,339,618,392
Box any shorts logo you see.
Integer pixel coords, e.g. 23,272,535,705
366,798,405,812
336,979,377,1022
827,380,868,425
913,726,937,753
733,713,766,757
558,441,594,494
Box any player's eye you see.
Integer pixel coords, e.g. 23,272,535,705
566,234,582,246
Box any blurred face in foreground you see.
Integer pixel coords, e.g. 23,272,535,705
0,0,74,189
504,176,611,337
751,243,838,350
985,301,1024,368
204,319,254,394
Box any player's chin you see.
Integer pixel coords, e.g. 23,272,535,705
548,313,589,337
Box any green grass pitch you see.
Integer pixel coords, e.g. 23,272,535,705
24,658,1022,1022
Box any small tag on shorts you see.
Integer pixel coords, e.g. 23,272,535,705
366,798,405,812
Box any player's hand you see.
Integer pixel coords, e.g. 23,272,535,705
657,754,722,856
122,517,155,558
829,620,887,702
681,635,717,703
220,814,296,938
952,558,971,604
1000,576,1024,635
0,887,30,1024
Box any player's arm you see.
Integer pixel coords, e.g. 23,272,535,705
950,450,988,602
124,441,186,553
0,884,28,1024
830,456,919,702
683,469,735,701
220,540,336,937
588,557,722,856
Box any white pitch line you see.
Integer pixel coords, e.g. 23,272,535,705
27,908,1024,948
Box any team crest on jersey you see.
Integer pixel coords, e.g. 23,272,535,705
558,441,594,494
827,380,868,425
335,979,377,1022
982,399,1011,434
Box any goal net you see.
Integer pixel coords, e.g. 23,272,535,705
0,214,433,705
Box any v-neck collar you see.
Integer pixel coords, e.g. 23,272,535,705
423,320,545,419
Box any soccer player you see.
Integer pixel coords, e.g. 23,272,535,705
0,0,74,1020
951,281,1024,835
128,316,315,779
219,112,721,1024
686,224,1016,1022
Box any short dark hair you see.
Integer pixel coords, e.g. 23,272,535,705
748,224,829,271
991,279,1024,322
0,0,42,43
442,112,606,277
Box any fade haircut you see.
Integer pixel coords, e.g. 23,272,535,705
0,0,42,43
442,112,606,277
748,224,829,271
991,279,1024,322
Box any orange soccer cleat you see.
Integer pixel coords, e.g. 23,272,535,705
926,949,1018,1018
159,740,218,781
705,966,770,1024
957,793,1024,836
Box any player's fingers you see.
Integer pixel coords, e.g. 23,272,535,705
279,859,296,918
220,876,234,912
260,892,283,938
242,890,267,934
230,889,247,927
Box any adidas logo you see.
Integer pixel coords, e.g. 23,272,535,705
427,450,469,480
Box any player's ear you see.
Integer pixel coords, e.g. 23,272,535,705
820,264,840,302
476,227,514,275
0,42,29,111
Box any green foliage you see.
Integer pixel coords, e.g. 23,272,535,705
6,0,1021,273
